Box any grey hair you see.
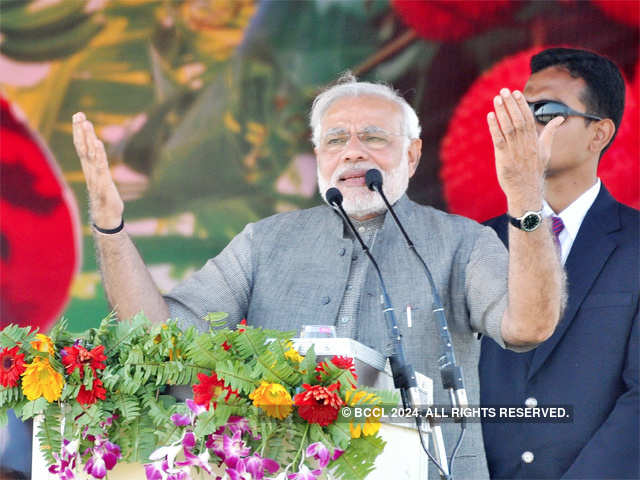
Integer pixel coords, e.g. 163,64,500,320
309,72,421,147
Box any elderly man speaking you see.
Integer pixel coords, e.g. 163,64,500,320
72,73,564,478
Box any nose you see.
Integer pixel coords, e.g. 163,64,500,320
340,134,368,162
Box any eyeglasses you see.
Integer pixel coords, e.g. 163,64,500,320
528,100,602,125
320,128,405,152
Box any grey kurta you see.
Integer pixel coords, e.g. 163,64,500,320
166,194,510,479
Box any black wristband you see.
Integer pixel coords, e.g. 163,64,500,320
93,218,124,234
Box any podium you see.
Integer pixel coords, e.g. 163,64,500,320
33,338,437,479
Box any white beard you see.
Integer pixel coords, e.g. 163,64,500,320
317,154,410,219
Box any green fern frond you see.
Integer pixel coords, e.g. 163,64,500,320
261,421,305,468
0,387,24,406
0,324,35,348
20,397,49,420
185,334,226,369
299,345,317,384
36,404,62,466
111,393,140,420
254,350,300,388
326,422,351,451
232,328,268,360
215,360,257,393
330,434,386,480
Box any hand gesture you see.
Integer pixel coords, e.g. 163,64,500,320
72,112,124,229
487,88,564,209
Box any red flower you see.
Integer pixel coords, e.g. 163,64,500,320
0,346,26,387
238,319,247,333
61,345,107,378
221,341,232,351
293,383,343,427
192,372,238,410
76,378,107,406
330,356,358,381
314,356,358,387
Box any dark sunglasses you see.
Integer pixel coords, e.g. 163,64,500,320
528,101,602,125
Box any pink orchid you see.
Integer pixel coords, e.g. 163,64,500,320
305,442,330,468
287,465,322,480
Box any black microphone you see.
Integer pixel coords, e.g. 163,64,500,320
325,187,418,396
365,169,468,410
325,187,343,207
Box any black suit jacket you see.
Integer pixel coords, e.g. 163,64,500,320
479,185,639,478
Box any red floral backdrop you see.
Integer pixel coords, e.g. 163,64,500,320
0,97,80,330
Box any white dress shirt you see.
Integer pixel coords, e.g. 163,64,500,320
543,179,601,265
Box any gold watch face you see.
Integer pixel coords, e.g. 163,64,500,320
522,213,542,231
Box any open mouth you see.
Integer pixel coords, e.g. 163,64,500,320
338,170,367,186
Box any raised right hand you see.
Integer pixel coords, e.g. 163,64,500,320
72,112,124,229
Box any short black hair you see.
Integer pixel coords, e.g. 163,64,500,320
531,47,625,156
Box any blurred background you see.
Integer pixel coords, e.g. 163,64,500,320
1,0,638,335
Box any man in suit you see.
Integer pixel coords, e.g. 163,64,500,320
480,47,639,479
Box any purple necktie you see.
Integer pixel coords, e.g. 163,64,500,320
551,216,565,245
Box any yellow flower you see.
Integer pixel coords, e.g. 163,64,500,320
249,381,293,420
31,334,55,355
21,356,64,402
344,390,382,438
284,343,304,364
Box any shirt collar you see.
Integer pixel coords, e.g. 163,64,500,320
542,178,601,241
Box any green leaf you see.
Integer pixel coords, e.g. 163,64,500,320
35,405,62,466
0,324,36,347
326,422,351,451
299,345,317,384
330,434,386,480
193,409,219,437
215,360,256,394
0,387,24,407
204,312,229,326
21,397,49,420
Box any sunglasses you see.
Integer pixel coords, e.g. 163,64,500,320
528,101,602,125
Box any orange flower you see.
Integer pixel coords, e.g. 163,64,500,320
21,356,64,402
249,381,293,419
31,334,55,355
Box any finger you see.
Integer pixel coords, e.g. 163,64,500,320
94,139,109,171
513,90,535,132
501,88,526,134
487,112,506,151
72,112,87,159
83,120,98,160
538,116,565,164
493,93,515,143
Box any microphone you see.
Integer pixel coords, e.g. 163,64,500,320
365,169,468,410
325,187,343,207
325,187,418,397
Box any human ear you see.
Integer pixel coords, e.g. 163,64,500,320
590,118,615,155
407,138,422,178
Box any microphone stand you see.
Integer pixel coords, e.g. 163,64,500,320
365,169,469,478
325,188,451,479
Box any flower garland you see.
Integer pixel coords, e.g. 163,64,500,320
0,314,397,479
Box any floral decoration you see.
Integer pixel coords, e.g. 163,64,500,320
0,313,397,479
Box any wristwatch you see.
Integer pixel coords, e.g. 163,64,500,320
507,209,543,232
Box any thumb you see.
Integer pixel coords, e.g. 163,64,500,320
538,116,564,163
